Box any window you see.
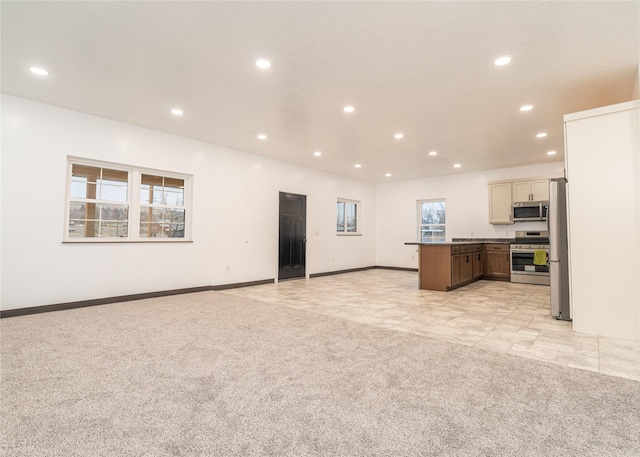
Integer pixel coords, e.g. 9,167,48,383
139,174,185,238
337,199,360,234
65,158,191,242
418,199,446,243
68,164,129,238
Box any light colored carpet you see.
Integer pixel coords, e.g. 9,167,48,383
1,291,639,456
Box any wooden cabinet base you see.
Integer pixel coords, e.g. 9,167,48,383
417,243,510,291
446,278,478,291
482,275,511,282
419,244,454,292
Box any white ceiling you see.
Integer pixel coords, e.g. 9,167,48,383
2,1,638,182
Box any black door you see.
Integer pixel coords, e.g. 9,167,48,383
279,192,306,280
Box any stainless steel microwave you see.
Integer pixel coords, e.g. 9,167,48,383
513,201,548,221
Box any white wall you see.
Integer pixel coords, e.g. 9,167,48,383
375,162,565,268
0,95,376,310
565,101,640,341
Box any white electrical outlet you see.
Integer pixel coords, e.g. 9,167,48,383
226,265,230,272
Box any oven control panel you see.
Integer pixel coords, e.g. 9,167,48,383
511,244,550,250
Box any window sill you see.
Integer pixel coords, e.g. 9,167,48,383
337,233,362,236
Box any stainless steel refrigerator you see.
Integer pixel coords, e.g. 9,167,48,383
549,178,571,320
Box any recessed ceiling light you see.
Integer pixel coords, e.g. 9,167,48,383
170,108,183,116
536,132,547,138
30,67,49,76
354,164,362,168
394,133,404,139
343,106,355,113
494,56,512,66
453,163,462,168
257,134,267,140
385,173,391,177
313,151,322,157
428,151,437,156
520,105,533,112
256,59,271,69
547,150,557,155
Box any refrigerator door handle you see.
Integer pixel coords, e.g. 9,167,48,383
550,260,560,317
546,200,550,234
548,180,558,261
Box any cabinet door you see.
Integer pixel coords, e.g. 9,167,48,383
460,253,473,282
451,254,460,285
531,179,549,201
498,252,510,278
485,251,510,279
473,251,484,278
512,181,532,202
488,183,513,224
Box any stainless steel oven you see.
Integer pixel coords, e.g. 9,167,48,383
510,231,550,286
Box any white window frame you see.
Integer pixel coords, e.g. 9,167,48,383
64,157,193,242
337,198,361,236
417,199,446,243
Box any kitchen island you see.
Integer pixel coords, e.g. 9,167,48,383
406,240,512,292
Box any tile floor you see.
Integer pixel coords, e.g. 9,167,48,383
223,269,640,381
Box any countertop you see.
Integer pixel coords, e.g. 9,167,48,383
405,238,513,246
452,238,514,244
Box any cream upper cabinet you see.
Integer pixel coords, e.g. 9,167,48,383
488,182,513,224
512,179,549,202
531,179,550,200
512,181,532,202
